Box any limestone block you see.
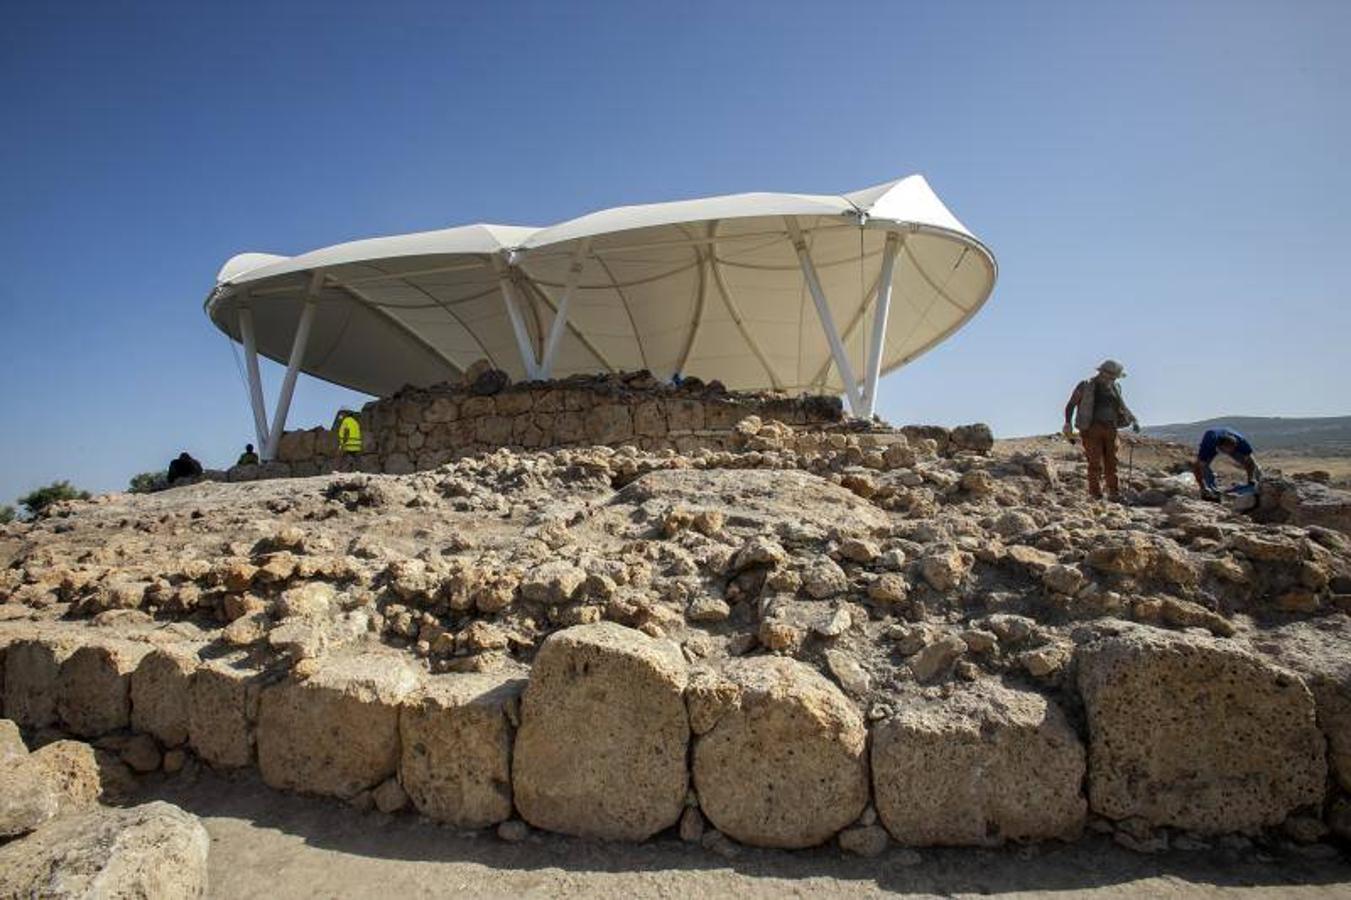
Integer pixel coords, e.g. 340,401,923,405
57,640,151,737
0,801,210,900
424,396,459,423
395,398,422,423
131,646,198,747
0,740,101,838
0,719,22,763
704,401,746,430
276,428,317,462
584,404,633,444
554,411,586,443
258,654,420,798
664,398,706,432
692,656,868,848
872,681,1085,845
384,453,415,475
1078,626,1325,832
26,740,103,813
189,654,265,769
4,636,77,729
495,391,534,416
400,673,524,827
534,389,564,413
561,389,592,411
423,424,453,451
950,423,995,454
634,400,667,437
512,415,547,448
475,415,514,446
447,419,477,448
461,396,495,418
513,622,689,841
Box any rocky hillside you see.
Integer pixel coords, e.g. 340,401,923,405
2,417,1351,861
1145,415,1351,452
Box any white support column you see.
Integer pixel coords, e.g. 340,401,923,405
264,272,321,460
237,300,270,450
863,232,900,419
785,217,864,416
538,239,590,379
495,257,539,380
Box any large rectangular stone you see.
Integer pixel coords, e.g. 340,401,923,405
4,636,77,729
872,681,1085,846
57,640,151,737
1078,627,1325,833
189,654,266,769
131,646,199,747
664,398,705,432
258,655,419,798
400,674,523,827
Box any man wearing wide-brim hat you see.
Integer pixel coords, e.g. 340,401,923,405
1062,359,1140,502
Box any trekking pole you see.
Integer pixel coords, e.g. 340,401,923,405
1127,438,1135,486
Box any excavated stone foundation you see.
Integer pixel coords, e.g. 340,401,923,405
3,416,1350,856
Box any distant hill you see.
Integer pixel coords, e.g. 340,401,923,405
1143,416,1351,451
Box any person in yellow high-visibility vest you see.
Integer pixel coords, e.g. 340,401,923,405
335,410,363,471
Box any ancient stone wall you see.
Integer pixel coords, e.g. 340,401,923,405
0,619,1341,853
268,373,849,477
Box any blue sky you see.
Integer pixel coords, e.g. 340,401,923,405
2,1,1348,505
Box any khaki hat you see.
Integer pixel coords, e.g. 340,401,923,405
1097,359,1126,378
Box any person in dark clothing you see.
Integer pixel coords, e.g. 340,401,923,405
1061,359,1140,502
1193,427,1260,500
236,444,260,466
167,452,203,484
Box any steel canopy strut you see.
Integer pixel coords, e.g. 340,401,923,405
263,270,322,460
785,216,863,416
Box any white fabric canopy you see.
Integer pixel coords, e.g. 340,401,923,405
207,175,996,453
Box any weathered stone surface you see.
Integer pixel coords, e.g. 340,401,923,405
838,824,890,857
28,740,103,812
0,801,210,899
519,561,586,605
909,634,966,683
919,547,972,591
400,673,523,828
513,622,689,841
1078,626,1325,832
1248,619,1351,794
0,718,23,763
872,681,1086,846
693,656,868,848
3,636,76,728
57,640,150,737
1255,476,1351,535
189,654,265,769
131,646,198,746
0,738,101,838
258,653,420,798
372,777,408,813
0,771,59,838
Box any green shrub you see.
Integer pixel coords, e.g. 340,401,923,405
129,471,165,494
18,480,91,517
0,505,14,525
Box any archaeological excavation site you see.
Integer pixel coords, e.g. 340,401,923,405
5,178,1351,895
4,365,1351,895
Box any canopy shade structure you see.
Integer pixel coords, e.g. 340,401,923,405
207,174,996,458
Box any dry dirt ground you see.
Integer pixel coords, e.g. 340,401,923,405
140,769,1350,899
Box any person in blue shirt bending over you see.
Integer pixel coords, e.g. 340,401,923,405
1193,427,1261,500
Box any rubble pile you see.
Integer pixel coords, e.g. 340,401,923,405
2,416,1351,859
0,717,210,897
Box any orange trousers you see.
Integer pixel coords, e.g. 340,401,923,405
1080,422,1119,498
